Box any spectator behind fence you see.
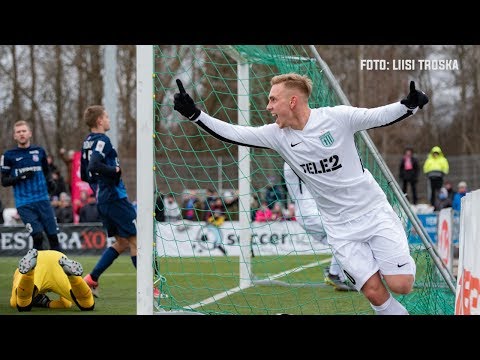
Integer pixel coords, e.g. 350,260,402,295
223,190,239,221
203,188,218,221
50,170,68,200
182,190,198,220
443,180,456,202
59,148,75,193
398,146,419,205
265,177,286,210
163,193,182,222
255,200,273,222
434,187,452,211
271,201,286,221
423,146,449,207
79,193,101,223
54,192,74,223
452,181,468,212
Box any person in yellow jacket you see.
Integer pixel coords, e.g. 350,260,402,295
423,146,449,206
10,248,95,312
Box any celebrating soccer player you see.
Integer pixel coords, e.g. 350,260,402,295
173,74,428,315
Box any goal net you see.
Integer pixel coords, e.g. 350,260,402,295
136,45,456,315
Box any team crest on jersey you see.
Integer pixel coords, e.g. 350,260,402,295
319,131,335,147
32,154,39,162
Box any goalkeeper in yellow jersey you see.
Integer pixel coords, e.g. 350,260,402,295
10,248,95,312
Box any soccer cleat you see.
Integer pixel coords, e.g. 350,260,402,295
18,248,38,274
59,255,84,276
323,266,356,292
83,273,100,298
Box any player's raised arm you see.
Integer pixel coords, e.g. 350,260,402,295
347,80,429,132
173,79,274,149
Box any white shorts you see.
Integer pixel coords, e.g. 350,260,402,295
324,204,416,291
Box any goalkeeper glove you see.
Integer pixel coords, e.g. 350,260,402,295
173,79,201,121
401,81,429,109
32,293,51,308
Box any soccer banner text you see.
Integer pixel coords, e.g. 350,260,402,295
156,220,330,257
0,223,113,256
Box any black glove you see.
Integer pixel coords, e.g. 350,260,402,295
47,179,57,194
173,79,201,121
19,170,35,181
32,293,51,308
401,81,429,110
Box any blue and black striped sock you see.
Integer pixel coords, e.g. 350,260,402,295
91,247,119,281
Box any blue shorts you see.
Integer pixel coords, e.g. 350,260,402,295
97,198,137,238
17,200,59,236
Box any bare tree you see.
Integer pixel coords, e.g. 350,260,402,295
53,45,64,155
117,45,136,157
10,46,22,122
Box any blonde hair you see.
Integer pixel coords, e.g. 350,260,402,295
270,73,313,98
13,120,31,131
84,105,105,129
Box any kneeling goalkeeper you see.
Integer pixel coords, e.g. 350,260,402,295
10,249,95,312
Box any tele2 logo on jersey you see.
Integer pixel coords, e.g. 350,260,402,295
319,131,335,147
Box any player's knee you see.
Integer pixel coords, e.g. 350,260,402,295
387,275,414,295
70,290,95,311
361,274,386,301
390,281,414,295
112,238,129,253
362,283,384,301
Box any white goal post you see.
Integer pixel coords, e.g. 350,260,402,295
136,45,154,315
135,45,254,314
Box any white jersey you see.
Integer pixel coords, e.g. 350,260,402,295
283,162,327,244
195,102,416,228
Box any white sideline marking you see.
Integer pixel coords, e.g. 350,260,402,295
187,258,331,310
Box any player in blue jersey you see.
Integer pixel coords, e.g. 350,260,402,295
80,105,138,297
1,120,59,250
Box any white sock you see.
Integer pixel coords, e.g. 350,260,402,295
370,294,409,315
